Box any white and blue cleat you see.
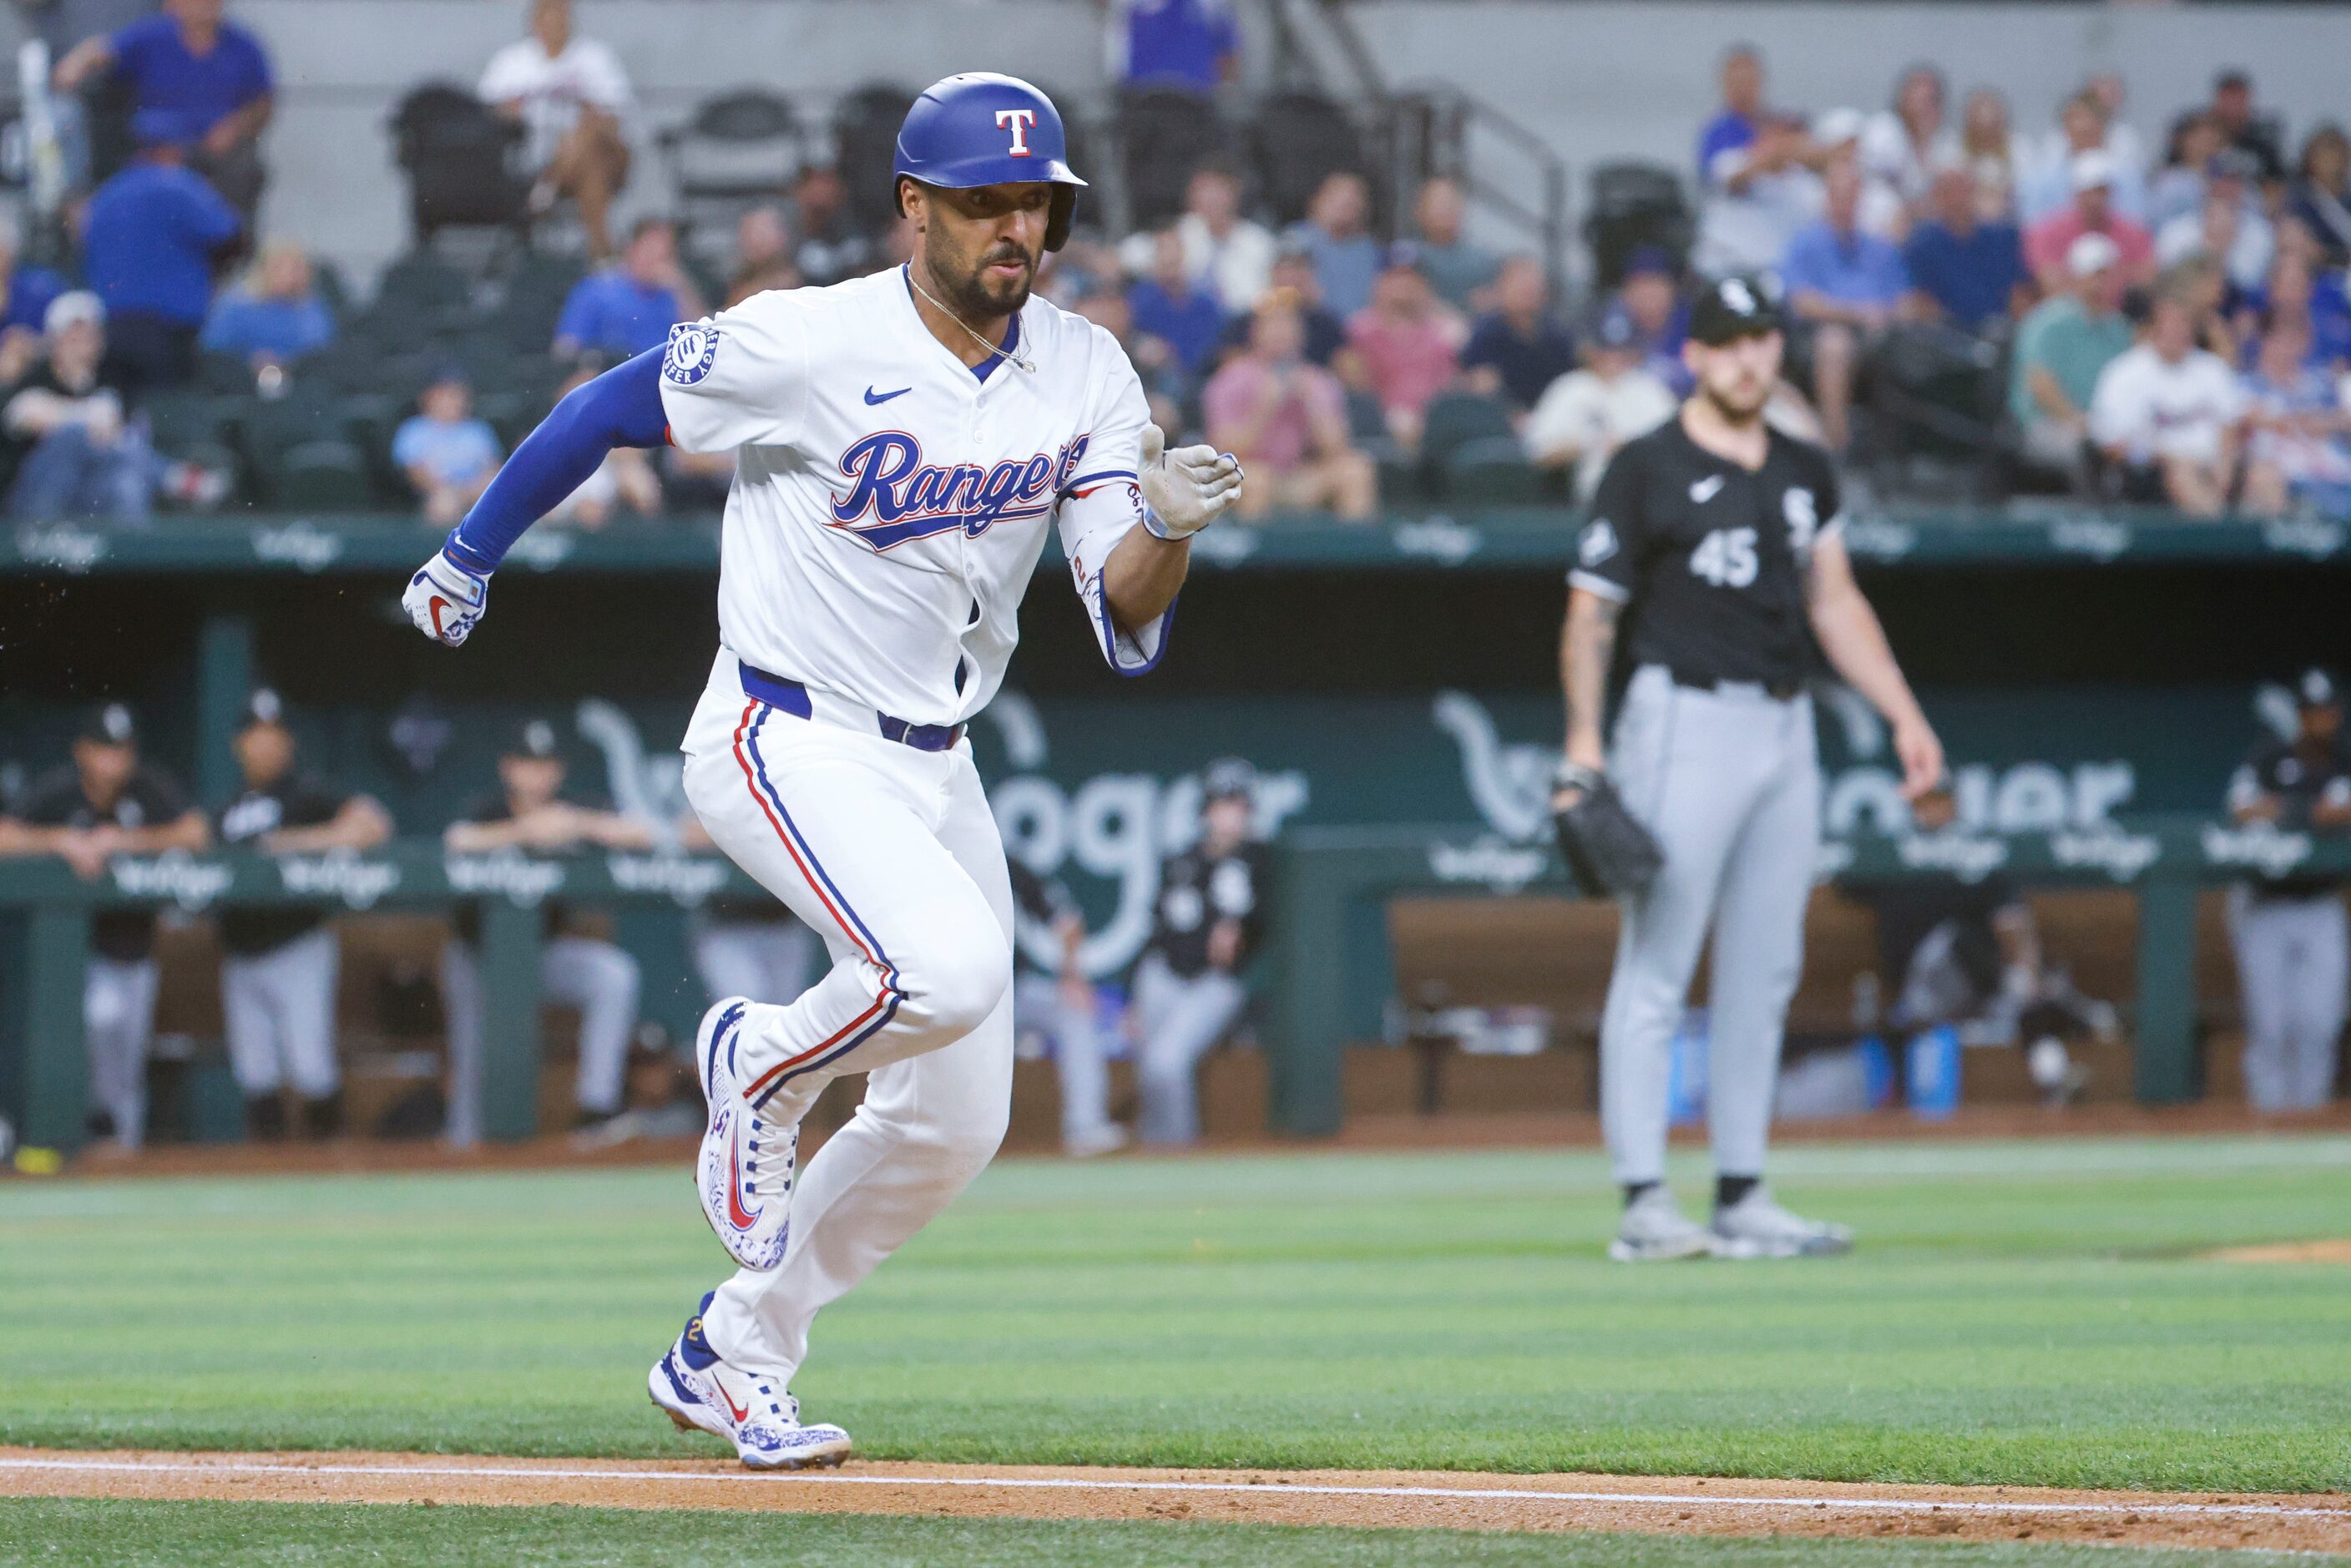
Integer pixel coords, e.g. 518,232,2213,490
649,1292,852,1469
695,997,796,1271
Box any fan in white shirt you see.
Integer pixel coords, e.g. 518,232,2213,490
2088,292,2247,516
478,0,634,258
1523,306,1678,502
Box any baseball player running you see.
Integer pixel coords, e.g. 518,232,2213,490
1556,275,1941,1262
399,73,1241,1468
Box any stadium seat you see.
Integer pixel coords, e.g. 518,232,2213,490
1244,91,1365,227
1444,437,1544,506
1867,322,2010,501
1417,392,1517,496
373,250,475,315
661,89,803,249
390,82,529,244
1344,387,1421,507
832,83,918,236
269,438,376,513
1119,88,1231,231
1582,162,1693,288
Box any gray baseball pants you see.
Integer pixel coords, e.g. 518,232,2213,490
695,918,818,1011
1014,970,1115,1146
2227,887,2346,1111
1130,950,1247,1146
221,927,341,1100
84,954,159,1146
1600,665,1821,1186
442,935,642,1145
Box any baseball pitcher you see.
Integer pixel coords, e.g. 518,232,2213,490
1556,275,1941,1262
399,74,1241,1468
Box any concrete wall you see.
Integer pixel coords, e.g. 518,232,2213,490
20,2,2348,288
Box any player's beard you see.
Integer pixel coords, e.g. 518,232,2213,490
927,230,1037,324
1695,363,1772,427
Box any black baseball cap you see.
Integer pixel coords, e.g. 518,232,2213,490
503,717,560,759
1687,274,1784,345
1202,757,1257,802
2297,668,2342,710
73,701,137,748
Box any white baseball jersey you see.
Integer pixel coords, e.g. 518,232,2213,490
658,266,1167,728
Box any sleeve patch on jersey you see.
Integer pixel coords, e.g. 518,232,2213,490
1579,518,1618,567
663,322,720,387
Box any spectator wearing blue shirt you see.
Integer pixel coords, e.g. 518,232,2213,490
201,236,335,367
393,369,503,528
82,109,244,394
1113,0,1239,94
1696,44,1765,185
1614,245,1692,395
1782,157,1913,453
1127,229,1226,383
55,0,276,214
1902,164,2027,334
552,218,700,362
1284,172,1381,320
1460,256,1575,414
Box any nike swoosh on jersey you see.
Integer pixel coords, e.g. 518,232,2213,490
1690,476,1726,503
863,386,912,405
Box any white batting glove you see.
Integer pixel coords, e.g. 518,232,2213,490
1137,425,1243,540
402,548,490,648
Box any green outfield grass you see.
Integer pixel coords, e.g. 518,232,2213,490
0,1499,2295,1568
3,1137,2349,1493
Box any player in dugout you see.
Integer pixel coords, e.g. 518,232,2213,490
0,702,209,1150
213,688,392,1141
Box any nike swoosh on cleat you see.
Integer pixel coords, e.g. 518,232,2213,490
718,1383,750,1423
864,386,911,405
726,1135,761,1231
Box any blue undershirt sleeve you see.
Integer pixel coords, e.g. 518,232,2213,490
442,345,670,573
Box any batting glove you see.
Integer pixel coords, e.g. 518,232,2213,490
402,547,490,648
1138,425,1244,540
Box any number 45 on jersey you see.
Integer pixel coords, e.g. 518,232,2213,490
1687,527,1758,589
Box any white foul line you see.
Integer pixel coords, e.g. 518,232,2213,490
0,1456,2345,1525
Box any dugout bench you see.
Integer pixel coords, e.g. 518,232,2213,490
1262,816,2351,1136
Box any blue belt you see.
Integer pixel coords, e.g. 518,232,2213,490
738,662,965,752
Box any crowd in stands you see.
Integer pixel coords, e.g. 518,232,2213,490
4,0,2349,526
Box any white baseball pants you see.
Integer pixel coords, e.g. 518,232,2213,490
680,657,1014,1386
2227,887,2347,1112
84,954,159,1146
695,918,819,1011
221,927,341,1100
1130,951,1247,1146
441,933,642,1145
1599,665,1821,1188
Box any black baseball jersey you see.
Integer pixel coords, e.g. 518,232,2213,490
1570,418,1841,688
448,789,606,942
1145,841,1268,980
215,771,349,956
2230,736,2351,898
1009,858,1081,974
15,763,192,962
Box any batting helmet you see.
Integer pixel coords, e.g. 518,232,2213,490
892,73,1086,252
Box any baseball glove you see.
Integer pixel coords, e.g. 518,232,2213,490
1552,765,1665,898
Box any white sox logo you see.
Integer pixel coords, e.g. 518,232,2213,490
995,108,1037,155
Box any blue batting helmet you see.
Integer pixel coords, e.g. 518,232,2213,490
892,73,1086,251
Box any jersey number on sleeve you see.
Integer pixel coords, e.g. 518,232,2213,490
1688,527,1758,589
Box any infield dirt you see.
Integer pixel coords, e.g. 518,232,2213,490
3,1449,2345,1554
